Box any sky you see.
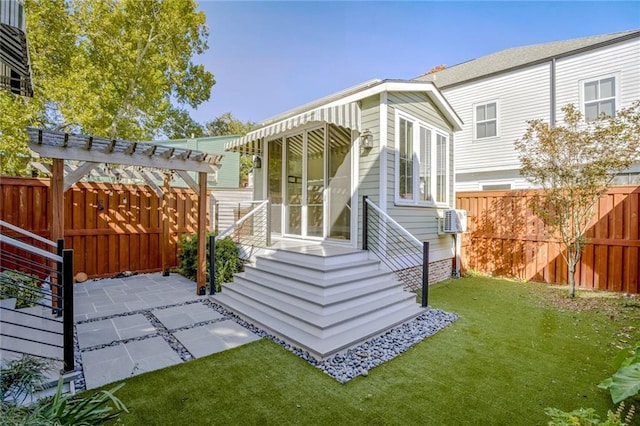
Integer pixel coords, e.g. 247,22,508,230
188,1,640,125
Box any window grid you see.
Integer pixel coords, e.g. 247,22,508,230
396,113,449,207
475,102,497,139
584,77,616,121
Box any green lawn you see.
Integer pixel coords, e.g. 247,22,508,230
101,277,640,425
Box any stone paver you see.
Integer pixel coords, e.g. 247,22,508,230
71,273,262,390
173,320,261,358
153,303,224,330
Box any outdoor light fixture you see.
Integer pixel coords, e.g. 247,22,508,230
361,129,373,148
253,155,262,169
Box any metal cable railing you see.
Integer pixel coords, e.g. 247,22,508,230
209,200,270,294
0,221,75,371
362,197,429,307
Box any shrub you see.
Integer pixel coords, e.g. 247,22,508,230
545,404,635,426
177,232,243,291
0,355,128,425
599,342,640,404
0,270,42,309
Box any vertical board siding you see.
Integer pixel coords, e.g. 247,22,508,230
0,177,207,279
457,187,640,293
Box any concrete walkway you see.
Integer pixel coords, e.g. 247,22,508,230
74,273,260,390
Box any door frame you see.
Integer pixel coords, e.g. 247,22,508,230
262,123,357,246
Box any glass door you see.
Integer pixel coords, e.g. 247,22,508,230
306,128,325,238
267,138,282,234
284,133,303,235
327,125,351,240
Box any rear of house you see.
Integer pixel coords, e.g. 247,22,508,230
225,79,462,281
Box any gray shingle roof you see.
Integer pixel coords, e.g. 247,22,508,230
415,30,640,88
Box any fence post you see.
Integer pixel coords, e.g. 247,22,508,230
362,196,369,250
62,248,75,372
422,241,429,308
209,234,216,295
54,239,64,316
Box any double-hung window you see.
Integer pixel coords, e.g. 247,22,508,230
583,76,616,121
474,102,498,139
396,113,449,206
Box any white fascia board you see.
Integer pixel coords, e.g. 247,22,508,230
248,80,463,139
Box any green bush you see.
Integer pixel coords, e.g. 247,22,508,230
545,404,636,426
599,342,640,404
177,232,243,291
1,355,128,425
0,271,42,309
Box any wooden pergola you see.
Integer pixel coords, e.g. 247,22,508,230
26,127,222,294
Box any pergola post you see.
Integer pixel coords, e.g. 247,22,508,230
50,159,65,242
161,173,171,276
196,172,207,294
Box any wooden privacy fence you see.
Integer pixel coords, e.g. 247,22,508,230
456,186,640,294
0,176,206,278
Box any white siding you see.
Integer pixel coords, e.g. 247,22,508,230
443,63,551,177
555,38,640,120
384,92,456,262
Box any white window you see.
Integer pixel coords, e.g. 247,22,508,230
396,113,449,206
474,102,498,139
583,76,616,121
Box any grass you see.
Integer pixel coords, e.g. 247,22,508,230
99,277,640,425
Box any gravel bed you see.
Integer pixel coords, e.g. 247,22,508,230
203,299,459,383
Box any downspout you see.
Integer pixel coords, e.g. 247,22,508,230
550,58,556,127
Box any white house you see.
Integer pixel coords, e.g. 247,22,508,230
416,29,640,191
217,79,463,359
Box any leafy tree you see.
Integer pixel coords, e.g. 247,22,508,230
0,0,214,175
204,112,256,137
515,102,640,298
426,64,446,74
205,112,257,181
159,108,205,139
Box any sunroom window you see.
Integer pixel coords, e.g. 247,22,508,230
396,114,449,206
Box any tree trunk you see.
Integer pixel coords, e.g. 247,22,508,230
568,262,576,298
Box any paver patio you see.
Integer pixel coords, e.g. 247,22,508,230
73,273,261,389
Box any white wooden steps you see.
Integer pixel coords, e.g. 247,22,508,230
212,246,426,359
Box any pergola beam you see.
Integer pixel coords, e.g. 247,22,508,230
63,161,99,191
175,170,199,194
27,128,222,174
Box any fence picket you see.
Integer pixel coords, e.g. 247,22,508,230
457,187,640,293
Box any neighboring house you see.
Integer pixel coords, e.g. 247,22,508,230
0,0,33,97
225,79,462,279
416,29,640,191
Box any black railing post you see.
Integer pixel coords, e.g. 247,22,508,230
55,238,64,316
209,234,216,295
362,196,369,250
214,201,219,234
62,248,74,372
422,241,429,308
266,201,271,246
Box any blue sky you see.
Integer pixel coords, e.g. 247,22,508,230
188,1,640,125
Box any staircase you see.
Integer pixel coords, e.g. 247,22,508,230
213,245,426,359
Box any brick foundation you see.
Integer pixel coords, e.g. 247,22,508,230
428,258,454,284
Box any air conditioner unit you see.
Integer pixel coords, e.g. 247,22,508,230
443,209,467,233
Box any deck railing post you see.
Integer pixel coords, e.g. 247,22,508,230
209,234,216,295
62,248,74,372
422,241,429,308
214,200,219,234
266,201,271,247
54,238,64,316
362,196,369,250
